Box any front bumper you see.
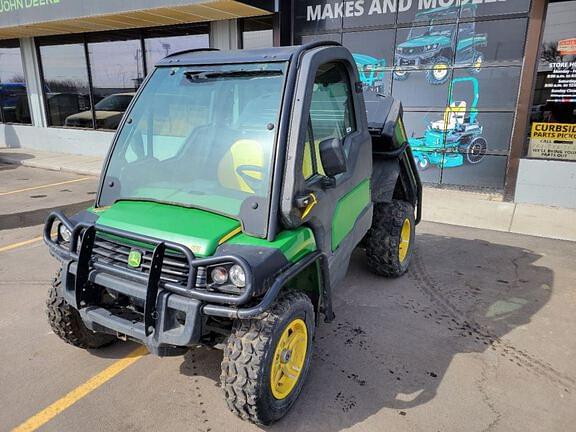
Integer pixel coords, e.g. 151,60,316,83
395,50,438,68
63,260,202,356
45,211,255,356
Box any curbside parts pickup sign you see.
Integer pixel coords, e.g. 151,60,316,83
305,0,510,22
529,123,576,161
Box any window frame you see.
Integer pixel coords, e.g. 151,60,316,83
304,61,358,182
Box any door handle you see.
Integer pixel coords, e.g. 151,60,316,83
295,193,318,220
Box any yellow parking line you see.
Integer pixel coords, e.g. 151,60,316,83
0,236,44,253
12,346,148,432
0,177,92,197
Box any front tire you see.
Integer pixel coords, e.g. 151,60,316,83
220,292,315,425
426,56,451,85
417,155,430,171
46,271,116,349
365,200,416,278
393,69,409,81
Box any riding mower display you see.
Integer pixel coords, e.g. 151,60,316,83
410,76,487,170
43,42,422,425
393,4,487,85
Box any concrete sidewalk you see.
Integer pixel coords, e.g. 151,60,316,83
1,146,575,242
0,147,103,176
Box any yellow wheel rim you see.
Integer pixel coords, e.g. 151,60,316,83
432,64,448,80
270,318,308,400
399,218,411,263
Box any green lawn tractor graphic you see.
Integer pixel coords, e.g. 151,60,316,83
353,53,387,88
410,76,488,170
394,5,487,85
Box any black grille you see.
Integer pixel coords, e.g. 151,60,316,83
92,235,191,285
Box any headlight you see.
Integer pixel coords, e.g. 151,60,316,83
58,224,72,242
229,264,246,288
211,266,229,285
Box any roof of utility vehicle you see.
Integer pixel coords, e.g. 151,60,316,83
155,43,341,68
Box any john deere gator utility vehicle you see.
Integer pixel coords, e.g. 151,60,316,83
44,42,421,425
394,4,487,85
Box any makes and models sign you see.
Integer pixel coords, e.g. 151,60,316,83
529,123,576,161
305,0,510,21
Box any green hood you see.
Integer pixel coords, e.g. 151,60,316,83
399,35,450,49
94,201,241,257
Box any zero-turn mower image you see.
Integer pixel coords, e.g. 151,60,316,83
394,5,487,85
44,42,421,425
410,76,488,170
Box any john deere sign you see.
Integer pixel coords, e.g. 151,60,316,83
0,0,274,28
0,0,60,15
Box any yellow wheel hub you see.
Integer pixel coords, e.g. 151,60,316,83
270,318,308,400
399,218,411,263
433,64,448,78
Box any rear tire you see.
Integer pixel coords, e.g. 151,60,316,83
465,137,487,164
46,271,116,349
365,200,415,278
220,292,315,425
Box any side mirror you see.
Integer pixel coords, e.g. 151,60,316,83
319,138,347,178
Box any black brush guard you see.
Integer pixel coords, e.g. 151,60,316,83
44,211,329,354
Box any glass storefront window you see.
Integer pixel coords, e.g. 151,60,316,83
0,40,31,124
293,0,533,190
528,0,576,162
145,34,209,71
39,40,92,128
37,24,210,131
87,36,144,130
241,16,274,49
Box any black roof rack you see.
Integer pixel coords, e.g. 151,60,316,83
164,47,220,59
155,42,345,67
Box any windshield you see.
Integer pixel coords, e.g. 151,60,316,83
95,94,134,112
409,21,454,39
98,62,287,229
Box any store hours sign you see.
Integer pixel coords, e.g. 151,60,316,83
544,62,576,104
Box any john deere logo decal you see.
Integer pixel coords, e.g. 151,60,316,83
128,250,142,268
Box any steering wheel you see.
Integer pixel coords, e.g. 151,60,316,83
236,165,264,193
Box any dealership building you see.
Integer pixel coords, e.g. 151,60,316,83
0,0,575,207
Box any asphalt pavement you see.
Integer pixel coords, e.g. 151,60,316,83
0,163,575,432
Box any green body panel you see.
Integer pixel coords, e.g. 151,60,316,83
227,227,317,263
331,179,371,251
94,201,241,257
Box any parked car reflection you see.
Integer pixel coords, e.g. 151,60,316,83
0,83,31,124
64,92,134,129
